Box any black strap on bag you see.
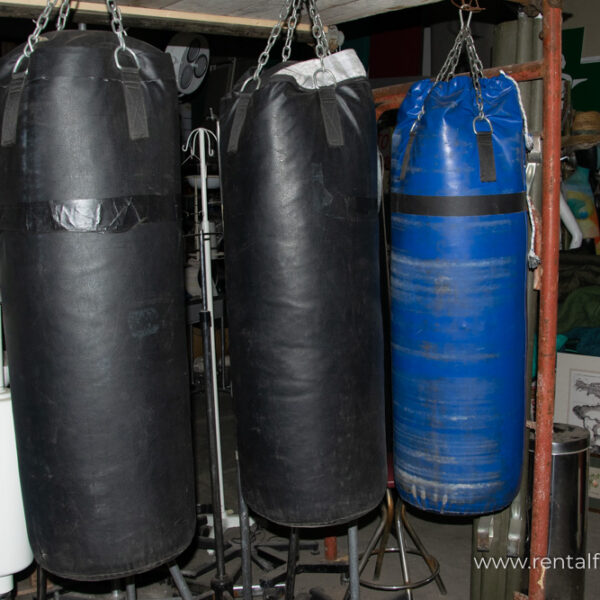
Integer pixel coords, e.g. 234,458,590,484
1,0,148,147
226,0,344,153
1,71,27,147
400,8,496,183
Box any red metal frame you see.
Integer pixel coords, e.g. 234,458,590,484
528,2,562,599
371,2,563,597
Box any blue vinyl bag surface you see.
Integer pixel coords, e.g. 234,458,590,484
390,74,528,515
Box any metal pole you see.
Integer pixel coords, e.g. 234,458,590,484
236,452,252,600
285,528,300,600
36,566,46,600
168,564,194,600
199,226,229,599
347,524,360,600
394,503,412,600
125,579,136,600
528,3,562,600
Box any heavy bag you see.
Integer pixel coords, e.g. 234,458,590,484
390,29,529,514
220,48,387,526
0,31,195,579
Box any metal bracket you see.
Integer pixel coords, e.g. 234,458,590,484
476,515,494,552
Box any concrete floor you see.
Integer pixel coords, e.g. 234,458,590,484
16,385,600,600
189,386,600,599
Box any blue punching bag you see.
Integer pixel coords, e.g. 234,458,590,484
390,17,530,515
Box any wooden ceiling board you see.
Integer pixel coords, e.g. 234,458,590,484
0,0,444,35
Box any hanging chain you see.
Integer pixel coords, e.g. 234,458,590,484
56,0,71,31
247,0,332,89
307,0,330,70
282,0,303,62
13,0,58,73
106,0,140,70
252,0,294,82
464,19,486,123
107,0,127,53
412,9,488,134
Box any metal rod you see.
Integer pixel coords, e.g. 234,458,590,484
394,503,412,600
36,565,47,600
125,579,136,600
220,310,226,390
285,528,300,600
343,504,388,600
168,564,194,600
236,452,252,600
347,524,360,600
199,227,228,598
401,503,447,595
529,3,562,600
374,489,394,579
199,129,227,520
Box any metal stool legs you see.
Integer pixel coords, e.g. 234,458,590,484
353,489,447,596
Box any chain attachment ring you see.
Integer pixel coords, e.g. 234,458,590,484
312,67,336,89
114,45,141,70
472,115,493,135
106,0,141,71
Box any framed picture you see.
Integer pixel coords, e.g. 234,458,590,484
554,352,600,455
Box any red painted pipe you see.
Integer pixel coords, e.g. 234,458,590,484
528,3,562,600
324,536,337,561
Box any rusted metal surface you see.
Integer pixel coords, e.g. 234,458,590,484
528,2,562,600
373,59,543,120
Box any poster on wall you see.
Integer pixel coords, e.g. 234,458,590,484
555,352,600,455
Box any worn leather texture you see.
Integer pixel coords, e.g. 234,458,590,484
0,31,195,580
219,51,387,527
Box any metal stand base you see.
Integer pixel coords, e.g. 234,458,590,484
254,525,360,600
349,490,447,599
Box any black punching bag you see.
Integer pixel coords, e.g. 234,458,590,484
219,49,387,527
0,31,195,580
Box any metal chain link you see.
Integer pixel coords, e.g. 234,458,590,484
248,0,332,89
435,10,472,83
412,9,489,134
106,0,127,52
464,25,486,121
307,0,330,69
251,0,294,82
56,0,71,31
106,0,140,70
282,0,303,62
13,0,58,73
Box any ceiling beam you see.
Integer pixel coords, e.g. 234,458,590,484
0,0,316,38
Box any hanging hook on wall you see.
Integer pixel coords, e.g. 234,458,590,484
450,0,485,12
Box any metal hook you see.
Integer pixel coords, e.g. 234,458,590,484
450,0,485,12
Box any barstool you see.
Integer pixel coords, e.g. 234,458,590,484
347,462,447,599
